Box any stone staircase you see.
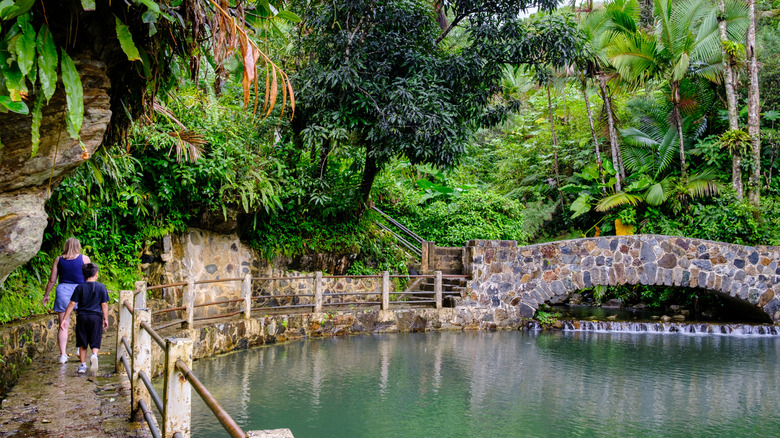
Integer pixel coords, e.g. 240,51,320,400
412,247,469,307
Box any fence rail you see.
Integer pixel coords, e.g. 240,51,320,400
119,269,469,436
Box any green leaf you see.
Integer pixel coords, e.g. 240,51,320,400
60,50,83,139
14,13,35,77
276,10,301,22
80,0,95,10
1,64,25,101
30,92,43,157
0,95,28,114
115,16,141,61
136,0,160,14
570,193,592,218
36,24,58,102
0,0,34,20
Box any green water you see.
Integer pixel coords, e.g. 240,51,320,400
191,331,780,437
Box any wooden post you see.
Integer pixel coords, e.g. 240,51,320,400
435,271,443,309
116,289,133,373
182,276,195,328
421,242,429,274
242,273,252,320
381,271,390,310
427,242,437,274
132,308,152,421
314,271,323,313
163,338,193,438
134,281,147,310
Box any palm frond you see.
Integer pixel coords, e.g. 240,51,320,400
595,192,643,211
685,169,723,198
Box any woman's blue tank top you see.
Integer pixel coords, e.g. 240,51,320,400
58,254,84,284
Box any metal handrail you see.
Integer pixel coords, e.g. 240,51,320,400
139,370,164,414
195,277,243,285
121,336,132,357
375,221,422,257
139,399,162,438
176,359,246,438
147,282,187,291
152,306,187,315
371,206,424,243
140,321,165,349
153,319,186,331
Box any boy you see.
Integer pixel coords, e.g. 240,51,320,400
60,263,109,374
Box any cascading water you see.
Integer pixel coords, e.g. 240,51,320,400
527,320,780,335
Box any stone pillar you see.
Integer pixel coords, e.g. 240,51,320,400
314,271,323,313
242,273,252,320
182,276,195,328
134,281,147,310
435,271,443,309
427,242,437,273
163,338,193,438
381,271,390,310
116,289,133,373
132,308,152,421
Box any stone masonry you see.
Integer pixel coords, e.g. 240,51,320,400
464,235,780,322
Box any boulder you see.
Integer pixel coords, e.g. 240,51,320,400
0,59,111,283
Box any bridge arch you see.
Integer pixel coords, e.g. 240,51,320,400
463,235,780,323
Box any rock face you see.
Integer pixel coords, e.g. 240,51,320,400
0,59,111,283
464,235,780,323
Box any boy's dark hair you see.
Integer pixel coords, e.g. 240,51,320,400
82,263,99,279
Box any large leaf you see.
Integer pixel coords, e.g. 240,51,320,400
115,16,141,61
570,193,592,218
36,24,58,102
60,50,83,139
276,10,301,22
0,0,34,20
0,95,28,114
13,13,36,77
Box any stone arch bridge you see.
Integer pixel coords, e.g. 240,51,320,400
462,235,780,323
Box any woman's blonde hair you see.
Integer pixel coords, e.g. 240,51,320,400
61,237,82,259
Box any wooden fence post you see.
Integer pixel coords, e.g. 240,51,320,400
435,271,443,309
182,276,195,328
314,271,323,313
132,308,152,421
427,242,437,274
134,281,147,310
242,273,252,320
381,271,390,310
163,337,193,438
421,242,429,274
116,290,133,373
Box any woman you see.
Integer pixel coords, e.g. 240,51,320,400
43,237,91,364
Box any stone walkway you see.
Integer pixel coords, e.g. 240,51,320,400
0,329,150,437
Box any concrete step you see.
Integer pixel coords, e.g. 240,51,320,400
435,247,463,257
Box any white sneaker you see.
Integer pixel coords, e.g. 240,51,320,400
58,354,68,364
90,353,98,370
77,363,87,374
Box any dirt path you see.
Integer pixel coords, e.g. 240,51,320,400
0,329,150,437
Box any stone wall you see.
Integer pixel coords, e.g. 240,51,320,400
465,236,780,322
0,307,118,395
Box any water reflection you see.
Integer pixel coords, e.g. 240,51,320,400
192,331,780,437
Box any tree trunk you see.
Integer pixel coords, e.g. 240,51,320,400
720,0,743,198
359,152,380,205
671,82,688,180
598,74,622,191
747,0,761,208
581,77,606,192
546,84,560,182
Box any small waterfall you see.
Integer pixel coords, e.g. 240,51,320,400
527,320,780,336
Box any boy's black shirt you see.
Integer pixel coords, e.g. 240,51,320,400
71,281,109,316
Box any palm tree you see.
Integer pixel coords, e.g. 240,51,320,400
608,0,727,181
579,0,643,191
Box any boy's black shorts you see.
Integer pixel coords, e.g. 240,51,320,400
75,313,104,349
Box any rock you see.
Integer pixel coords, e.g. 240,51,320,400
671,314,686,321
660,315,671,322
568,293,583,305
606,315,618,320
0,59,111,283
603,298,623,308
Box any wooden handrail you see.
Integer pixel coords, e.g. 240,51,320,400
194,278,243,285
